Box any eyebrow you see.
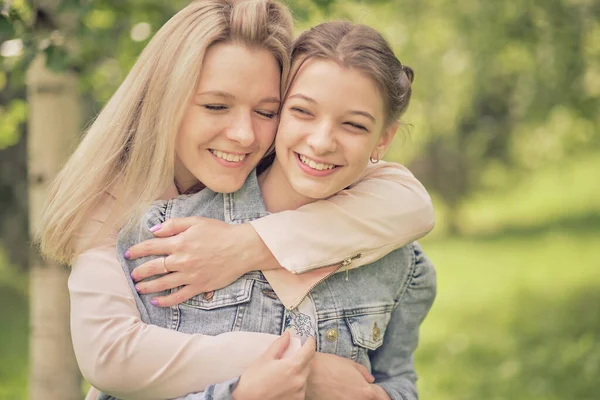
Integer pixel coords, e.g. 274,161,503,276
196,90,280,104
349,110,376,123
288,93,376,123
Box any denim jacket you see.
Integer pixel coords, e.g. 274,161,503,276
99,170,436,400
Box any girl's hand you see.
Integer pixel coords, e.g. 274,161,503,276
232,332,315,400
127,216,277,307
306,352,387,400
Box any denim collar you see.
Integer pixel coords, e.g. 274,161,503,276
223,169,269,224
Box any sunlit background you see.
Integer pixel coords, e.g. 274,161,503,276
1,0,599,399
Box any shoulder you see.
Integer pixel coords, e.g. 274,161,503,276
404,242,437,300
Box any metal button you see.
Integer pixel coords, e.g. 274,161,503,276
203,291,214,301
325,328,338,342
373,322,381,341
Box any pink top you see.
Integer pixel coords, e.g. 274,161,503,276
72,161,434,399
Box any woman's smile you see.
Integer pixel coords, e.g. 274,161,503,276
295,152,340,177
208,149,249,168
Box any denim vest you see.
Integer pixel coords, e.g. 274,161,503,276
102,170,436,400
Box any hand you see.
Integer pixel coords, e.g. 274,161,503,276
232,331,315,400
306,352,386,400
126,217,278,307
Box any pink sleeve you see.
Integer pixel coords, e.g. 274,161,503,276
250,161,435,273
70,194,299,399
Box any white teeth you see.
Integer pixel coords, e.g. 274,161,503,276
299,154,335,170
210,149,246,162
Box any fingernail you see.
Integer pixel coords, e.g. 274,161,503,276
150,224,162,233
124,250,130,259
151,299,159,306
130,272,136,281
135,284,141,292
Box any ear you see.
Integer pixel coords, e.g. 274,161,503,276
371,121,399,160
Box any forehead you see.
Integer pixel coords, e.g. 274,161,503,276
196,42,281,97
288,59,384,117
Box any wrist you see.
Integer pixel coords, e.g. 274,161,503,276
371,384,391,400
234,223,281,272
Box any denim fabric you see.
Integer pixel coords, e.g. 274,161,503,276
99,170,436,400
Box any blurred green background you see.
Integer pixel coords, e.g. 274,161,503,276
1,0,599,399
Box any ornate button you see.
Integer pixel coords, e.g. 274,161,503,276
203,291,214,301
373,322,381,341
326,328,338,342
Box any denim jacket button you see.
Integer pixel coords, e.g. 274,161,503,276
203,291,215,301
373,323,381,341
326,328,338,342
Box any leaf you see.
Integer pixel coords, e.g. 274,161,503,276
0,15,16,39
57,0,83,13
44,45,70,73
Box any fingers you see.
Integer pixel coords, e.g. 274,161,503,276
131,256,177,282
262,331,291,361
135,271,183,295
126,236,177,260
150,217,203,237
294,336,316,368
352,361,375,383
148,285,198,307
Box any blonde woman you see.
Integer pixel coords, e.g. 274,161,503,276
39,0,434,399
112,19,435,400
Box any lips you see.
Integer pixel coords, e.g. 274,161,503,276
295,152,340,177
296,153,339,171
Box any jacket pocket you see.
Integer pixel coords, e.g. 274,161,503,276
183,278,255,310
345,310,392,351
176,277,256,336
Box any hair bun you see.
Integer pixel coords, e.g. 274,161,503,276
402,65,415,83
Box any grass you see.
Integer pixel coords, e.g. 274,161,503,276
1,153,598,399
0,258,28,400
417,229,600,400
414,152,600,400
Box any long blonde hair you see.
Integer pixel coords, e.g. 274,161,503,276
39,0,293,264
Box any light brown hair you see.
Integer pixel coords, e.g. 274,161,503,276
289,20,414,126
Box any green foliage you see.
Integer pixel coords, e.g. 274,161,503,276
0,98,26,149
43,44,70,72
0,14,16,39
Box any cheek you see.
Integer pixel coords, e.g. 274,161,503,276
256,120,278,147
276,115,310,149
346,139,375,169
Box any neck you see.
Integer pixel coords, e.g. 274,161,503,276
174,158,203,194
259,159,315,213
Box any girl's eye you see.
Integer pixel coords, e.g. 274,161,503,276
204,105,228,111
345,122,368,132
291,107,312,116
256,110,278,119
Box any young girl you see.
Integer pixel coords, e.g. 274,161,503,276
111,19,435,400
38,0,434,398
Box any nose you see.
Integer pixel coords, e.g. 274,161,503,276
306,122,337,155
226,110,256,148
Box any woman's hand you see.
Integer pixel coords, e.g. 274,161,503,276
126,216,280,307
306,352,389,400
232,331,315,400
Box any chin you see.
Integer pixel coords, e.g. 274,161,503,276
202,176,247,194
292,182,336,201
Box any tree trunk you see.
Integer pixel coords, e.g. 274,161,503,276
26,53,81,399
